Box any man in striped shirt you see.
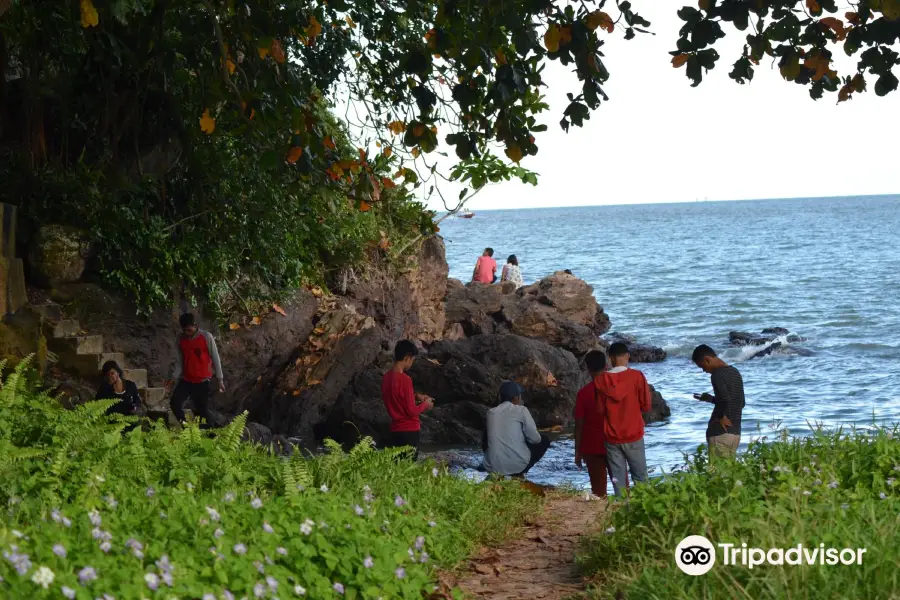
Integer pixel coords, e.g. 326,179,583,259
692,345,745,459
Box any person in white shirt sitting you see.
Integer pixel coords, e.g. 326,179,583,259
500,255,524,289
482,381,551,477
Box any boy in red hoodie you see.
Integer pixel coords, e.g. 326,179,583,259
596,342,651,496
382,340,434,459
574,350,612,497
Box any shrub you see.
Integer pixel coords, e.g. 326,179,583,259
0,360,538,598
580,428,900,599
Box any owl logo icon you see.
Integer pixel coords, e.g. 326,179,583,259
675,535,716,575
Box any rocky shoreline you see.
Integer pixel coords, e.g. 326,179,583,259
20,236,672,451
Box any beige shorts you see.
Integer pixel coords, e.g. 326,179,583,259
707,433,740,458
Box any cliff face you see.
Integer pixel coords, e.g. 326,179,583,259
35,235,669,448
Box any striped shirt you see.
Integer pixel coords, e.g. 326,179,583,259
706,365,745,437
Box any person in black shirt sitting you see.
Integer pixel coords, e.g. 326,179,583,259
96,361,142,420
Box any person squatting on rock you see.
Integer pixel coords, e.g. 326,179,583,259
166,312,224,428
596,342,651,496
471,247,497,284
481,381,551,477
574,350,613,497
692,344,746,459
382,340,434,460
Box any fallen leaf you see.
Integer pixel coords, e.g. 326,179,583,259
359,200,371,212
307,379,322,386
286,146,303,164
672,53,690,68
199,109,216,134
250,316,261,326
292,389,302,396
313,327,327,336
80,0,99,28
586,11,615,33
427,358,442,366
473,564,493,575
229,322,241,330
272,303,288,317
310,286,324,298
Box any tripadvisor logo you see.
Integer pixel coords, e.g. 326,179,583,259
675,536,867,575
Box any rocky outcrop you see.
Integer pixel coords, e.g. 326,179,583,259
28,225,93,286
604,332,666,363
444,271,611,355
646,385,671,423
729,328,812,360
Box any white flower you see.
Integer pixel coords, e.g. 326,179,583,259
300,519,314,535
224,492,236,503
735,480,743,487
432,468,439,477
11,530,23,538
828,481,839,489
251,498,263,510
62,586,76,599
294,585,307,596
206,507,221,521
105,495,118,509
604,526,616,535
214,528,225,538
31,566,54,588
880,492,888,500
145,573,160,590
88,510,102,527
186,482,195,491
802,490,812,496
263,523,275,534
100,541,112,553
320,484,329,493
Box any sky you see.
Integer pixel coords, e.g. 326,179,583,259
411,3,900,212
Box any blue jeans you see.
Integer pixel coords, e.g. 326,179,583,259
605,438,648,497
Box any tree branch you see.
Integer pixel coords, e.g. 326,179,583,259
200,0,251,121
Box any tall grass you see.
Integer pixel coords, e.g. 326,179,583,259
0,359,539,598
580,427,900,599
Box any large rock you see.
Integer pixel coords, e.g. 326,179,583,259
605,332,666,363
28,225,93,286
443,281,507,337
645,385,671,423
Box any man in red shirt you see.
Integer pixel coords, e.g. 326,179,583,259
166,313,225,428
471,247,497,284
382,340,434,459
574,350,613,497
596,342,651,496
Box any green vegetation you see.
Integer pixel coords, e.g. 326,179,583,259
581,427,900,599
0,360,539,598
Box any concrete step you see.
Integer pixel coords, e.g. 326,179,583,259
52,320,81,339
49,335,104,356
32,303,63,322
140,387,167,411
124,368,148,389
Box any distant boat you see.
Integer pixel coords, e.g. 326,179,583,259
456,208,475,219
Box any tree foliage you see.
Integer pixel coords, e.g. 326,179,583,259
0,0,896,312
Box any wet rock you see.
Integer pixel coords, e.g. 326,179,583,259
28,225,93,286
242,421,273,445
605,332,667,363
645,385,671,423
730,328,806,347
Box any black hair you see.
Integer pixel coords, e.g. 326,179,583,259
507,255,518,266
564,269,573,275
394,339,418,362
584,350,606,373
607,342,629,358
692,344,718,363
179,313,196,328
101,360,124,378
484,247,494,257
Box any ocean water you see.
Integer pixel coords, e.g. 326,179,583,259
436,195,900,491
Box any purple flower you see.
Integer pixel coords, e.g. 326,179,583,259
99,542,112,553
364,491,375,503
428,521,437,528
52,544,67,558
277,547,288,556
254,560,265,574
363,556,374,569
394,495,406,507
234,543,248,555
254,582,266,598
263,522,275,534
251,497,263,510
415,536,425,550
215,528,225,538
224,491,236,503
420,552,430,563
223,591,235,600
88,510,102,527
206,506,221,521
354,505,365,516
162,571,174,587
432,467,439,477
395,567,406,579
828,481,839,489
266,575,279,591
144,573,160,590
104,495,118,509
203,594,216,600
333,582,345,595
62,586,76,599
880,492,888,500
156,555,172,572
61,517,72,528
146,487,156,497
51,509,62,523
78,566,98,585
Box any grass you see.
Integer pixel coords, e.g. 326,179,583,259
0,359,540,598
580,427,900,599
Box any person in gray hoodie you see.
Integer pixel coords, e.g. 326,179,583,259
482,382,551,477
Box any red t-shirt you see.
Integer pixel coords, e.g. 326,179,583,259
473,256,497,283
574,380,607,455
179,333,212,383
596,368,651,445
382,370,427,432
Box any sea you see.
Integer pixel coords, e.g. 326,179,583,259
435,195,900,492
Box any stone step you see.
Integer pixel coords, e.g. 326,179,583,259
52,320,81,339
32,303,63,322
97,352,126,371
140,387,167,411
49,334,104,356
124,368,148,389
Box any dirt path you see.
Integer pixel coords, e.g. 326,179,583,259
444,493,607,599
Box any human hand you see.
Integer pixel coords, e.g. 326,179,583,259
694,393,713,402
575,452,583,469
720,415,733,431
218,380,226,394
165,380,175,393
422,399,435,411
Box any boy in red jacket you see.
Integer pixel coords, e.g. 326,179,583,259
597,342,651,496
166,313,225,428
574,350,612,497
382,340,434,459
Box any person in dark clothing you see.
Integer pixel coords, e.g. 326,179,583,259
166,313,225,428
96,361,142,431
692,344,746,458
382,340,434,459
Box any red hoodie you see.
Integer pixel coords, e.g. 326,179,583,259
382,370,428,432
595,368,651,445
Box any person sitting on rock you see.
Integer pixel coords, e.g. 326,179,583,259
382,340,434,459
692,344,745,459
482,382,551,478
574,350,612,497
596,342,651,496
500,254,524,289
471,247,497,284
96,360,142,418
166,312,224,429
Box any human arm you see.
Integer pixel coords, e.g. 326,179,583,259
171,338,184,384
126,381,142,414
472,257,481,282
203,331,225,392
481,426,488,453
521,408,542,445
638,374,652,413
500,264,509,282
406,379,432,416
